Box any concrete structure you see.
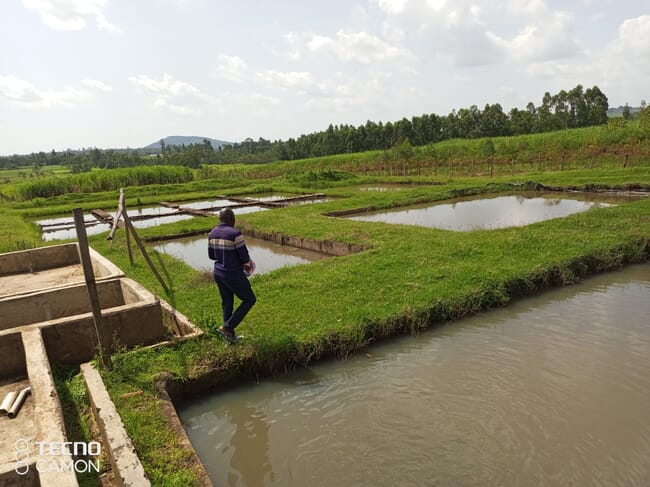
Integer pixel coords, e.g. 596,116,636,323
0,278,166,371
0,244,202,486
0,243,123,298
81,363,150,487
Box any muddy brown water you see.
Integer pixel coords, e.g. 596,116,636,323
153,235,329,275
180,264,650,487
346,192,642,230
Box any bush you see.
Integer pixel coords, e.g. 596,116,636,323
17,166,194,200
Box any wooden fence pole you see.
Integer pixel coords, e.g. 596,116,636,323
107,188,125,243
73,208,112,368
122,208,169,293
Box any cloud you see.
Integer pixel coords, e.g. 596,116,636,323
216,54,248,82
593,15,650,93
0,76,111,108
255,70,314,90
129,73,218,115
523,14,650,102
22,0,120,32
371,0,409,14
81,79,112,91
304,72,395,113
366,0,583,67
508,11,583,62
249,93,281,106
616,15,650,56
306,30,414,64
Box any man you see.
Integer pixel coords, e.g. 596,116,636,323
208,208,256,343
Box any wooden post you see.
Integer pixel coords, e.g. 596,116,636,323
73,208,112,368
107,188,125,242
122,208,170,293
124,212,134,265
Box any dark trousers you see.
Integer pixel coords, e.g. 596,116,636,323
214,275,256,330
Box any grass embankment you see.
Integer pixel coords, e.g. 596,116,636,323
70,171,650,485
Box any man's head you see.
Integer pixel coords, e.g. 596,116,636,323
219,208,235,226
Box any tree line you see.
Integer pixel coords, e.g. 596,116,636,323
1,84,609,170
210,84,610,163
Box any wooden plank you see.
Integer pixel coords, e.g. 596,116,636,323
159,201,180,209
91,209,113,222
177,207,212,217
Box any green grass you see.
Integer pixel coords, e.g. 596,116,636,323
54,366,107,487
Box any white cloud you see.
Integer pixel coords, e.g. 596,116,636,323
22,0,120,32
508,11,582,62
216,54,248,82
498,0,549,17
372,0,409,14
249,93,281,106
523,14,650,102
129,73,218,115
592,15,650,95
307,30,414,64
617,15,650,55
255,70,314,90
365,0,584,67
0,75,111,108
81,79,112,91
305,72,394,113
0,76,44,104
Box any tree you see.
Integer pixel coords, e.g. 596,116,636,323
622,103,632,120
481,103,509,137
584,85,609,125
638,106,650,133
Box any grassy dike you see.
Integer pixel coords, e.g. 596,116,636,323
13,168,650,485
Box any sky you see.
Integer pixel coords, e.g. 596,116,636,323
1,0,649,155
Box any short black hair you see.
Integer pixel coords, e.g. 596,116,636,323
219,208,235,225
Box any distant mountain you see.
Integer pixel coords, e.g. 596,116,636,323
607,105,642,118
144,136,231,151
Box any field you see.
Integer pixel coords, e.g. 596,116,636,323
2,123,650,485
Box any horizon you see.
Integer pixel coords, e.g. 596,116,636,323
0,102,644,158
1,1,649,156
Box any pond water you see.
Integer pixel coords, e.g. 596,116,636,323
358,185,406,191
37,204,268,241
237,194,295,202
180,264,650,487
129,213,195,229
153,234,329,275
37,214,109,241
180,199,240,210
345,192,633,231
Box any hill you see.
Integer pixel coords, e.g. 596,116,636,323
144,136,231,151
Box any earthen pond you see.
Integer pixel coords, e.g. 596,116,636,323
153,234,329,275
180,263,650,486
345,191,643,231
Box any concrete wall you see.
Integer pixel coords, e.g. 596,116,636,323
81,363,151,487
22,328,79,487
40,302,165,365
0,465,40,487
0,244,79,276
0,280,126,330
0,243,123,281
1,277,168,368
0,332,26,381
